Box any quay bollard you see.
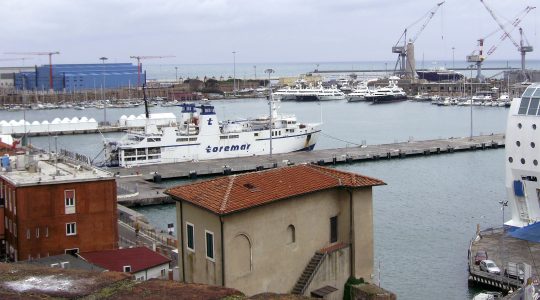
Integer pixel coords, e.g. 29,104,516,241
481,143,486,149
256,165,263,171
424,150,430,156
153,173,162,183
447,147,454,153
332,157,337,164
223,166,232,175
386,152,391,159
317,159,325,165
372,155,379,160
346,156,353,163
273,162,278,168
436,147,440,154
188,170,197,179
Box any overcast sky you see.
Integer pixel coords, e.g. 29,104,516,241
1,0,539,66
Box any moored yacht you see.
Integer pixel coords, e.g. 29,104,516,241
364,77,407,104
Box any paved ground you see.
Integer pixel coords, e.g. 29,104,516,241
470,227,540,279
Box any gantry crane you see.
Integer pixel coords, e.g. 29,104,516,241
4,51,59,90
129,55,175,87
467,3,534,80
481,1,535,70
392,1,445,78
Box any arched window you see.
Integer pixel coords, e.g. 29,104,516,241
287,224,296,244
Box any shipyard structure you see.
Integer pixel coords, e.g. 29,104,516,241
11,63,144,92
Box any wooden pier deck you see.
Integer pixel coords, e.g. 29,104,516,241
113,133,505,181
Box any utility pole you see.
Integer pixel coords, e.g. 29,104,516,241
264,68,274,158
232,51,237,95
452,47,455,68
100,56,108,124
175,66,178,82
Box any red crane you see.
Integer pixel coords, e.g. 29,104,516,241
4,51,60,90
129,55,175,87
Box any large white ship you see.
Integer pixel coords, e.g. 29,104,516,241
104,98,321,167
505,83,540,228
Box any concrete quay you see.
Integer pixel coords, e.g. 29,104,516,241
468,227,540,293
113,133,505,181
113,133,505,207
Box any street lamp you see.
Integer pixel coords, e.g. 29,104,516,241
264,68,275,158
253,65,257,80
467,65,475,140
499,200,508,283
232,51,237,95
175,66,178,82
99,56,108,124
452,47,455,69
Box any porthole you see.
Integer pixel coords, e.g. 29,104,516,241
516,141,521,147
532,142,536,148
534,160,538,166
508,157,513,163
533,124,537,130
518,123,522,129
521,158,526,164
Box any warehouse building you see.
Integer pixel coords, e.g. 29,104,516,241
14,63,145,92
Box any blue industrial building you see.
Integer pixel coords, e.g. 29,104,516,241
14,63,146,91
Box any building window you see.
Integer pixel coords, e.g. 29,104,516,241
65,190,75,214
186,223,195,252
45,226,49,238
287,224,296,244
26,228,30,239
123,265,131,272
330,216,338,243
66,223,77,236
36,228,39,238
205,230,215,261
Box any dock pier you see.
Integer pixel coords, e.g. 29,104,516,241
114,133,505,207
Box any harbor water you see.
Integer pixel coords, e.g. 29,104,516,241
0,98,509,299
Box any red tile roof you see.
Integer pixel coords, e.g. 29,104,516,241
79,247,170,273
166,164,385,216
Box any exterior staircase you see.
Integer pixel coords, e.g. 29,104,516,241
291,251,326,295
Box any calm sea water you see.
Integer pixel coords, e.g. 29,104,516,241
0,98,510,299
144,59,540,81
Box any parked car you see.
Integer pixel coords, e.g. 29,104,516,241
472,291,502,300
480,260,501,275
504,262,525,282
474,250,488,265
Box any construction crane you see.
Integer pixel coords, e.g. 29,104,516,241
0,57,31,64
129,55,175,87
4,51,60,90
479,1,535,72
392,1,445,78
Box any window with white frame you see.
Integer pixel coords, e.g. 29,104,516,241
205,230,215,261
45,226,49,238
66,223,77,236
36,228,40,238
64,190,76,214
186,223,195,251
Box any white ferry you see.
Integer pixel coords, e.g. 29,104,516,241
505,83,540,228
104,98,321,167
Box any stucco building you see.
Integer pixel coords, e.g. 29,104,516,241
166,164,385,299
1,154,117,261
